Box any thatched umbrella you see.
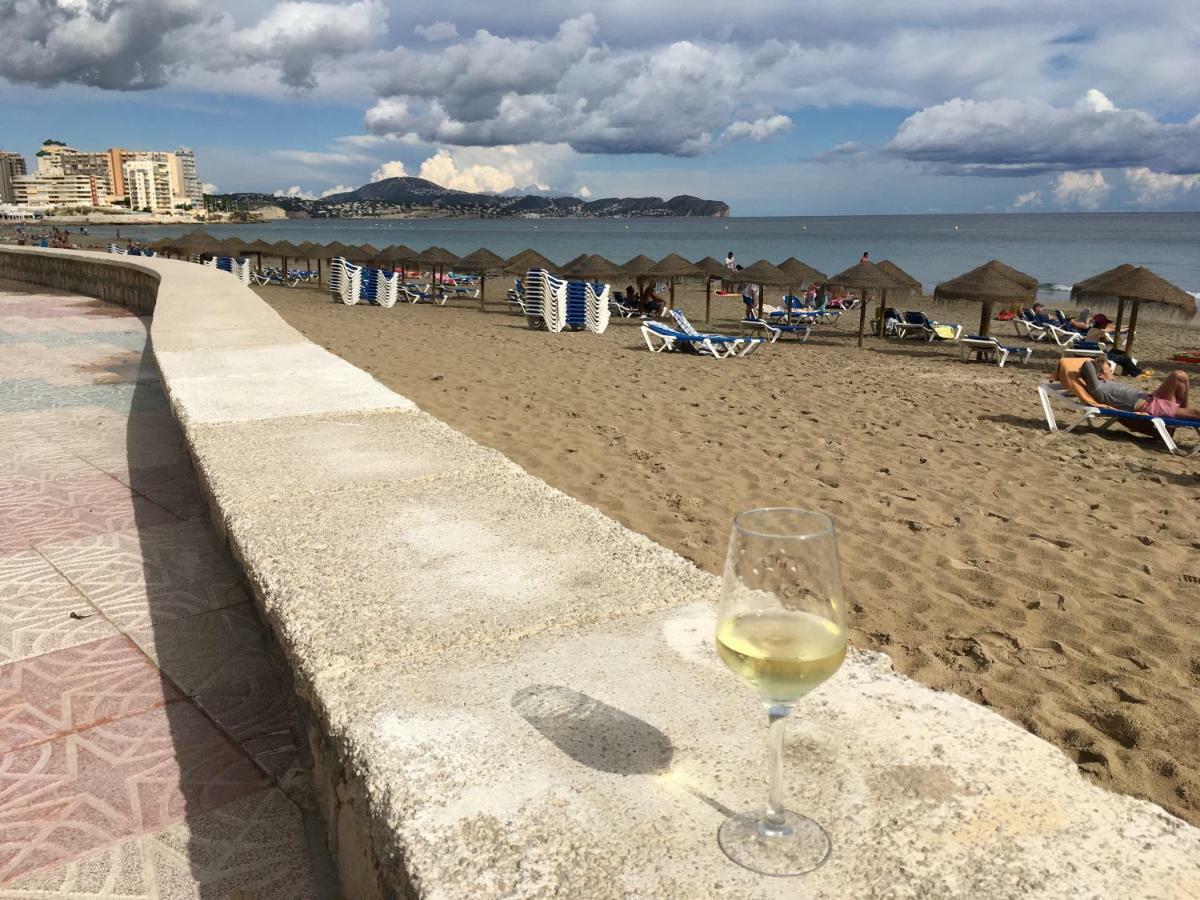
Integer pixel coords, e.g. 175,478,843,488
504,248,558,274
560,254,631,283
457,247,508,309
829,260,899,347
623,254,656,279
351,242,382,264
1071,263,1137,337
739,259,789,319
216,237,248,259
271,240,304,277
988,259,1038,292
173,230,220,257
244,238,274,270
694,256,733,323
776,258,827,319
933,260,1037,338
296,240,321,277
875,260,921,295
1073,266,1195,356
650,253,698,308
417,246,461,300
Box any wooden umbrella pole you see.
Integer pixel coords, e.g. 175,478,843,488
980,300,993,338
479,273,486,310
669,277,676,309
877,288,888,338
1124,298,1140,357
757,283,765,319
705,279,712,323
857,289,868,348
1114,296,1126,347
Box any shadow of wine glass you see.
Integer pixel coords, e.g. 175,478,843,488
511,685,673,776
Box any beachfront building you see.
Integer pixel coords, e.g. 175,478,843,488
123,159,173,212
0,151,26,203
35,141,113,200
173,147,204,206
12,171,100,208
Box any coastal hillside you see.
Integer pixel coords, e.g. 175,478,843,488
213,177,729,219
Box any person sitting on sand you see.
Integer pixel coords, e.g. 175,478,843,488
624,284,641,313
641,281,667,317
1082,359,1197,419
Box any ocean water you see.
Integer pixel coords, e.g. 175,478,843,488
82,212,1200,301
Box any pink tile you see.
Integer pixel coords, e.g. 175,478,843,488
0,471,134,519
0,494,179,549
0,703,267,883
0,635,180,754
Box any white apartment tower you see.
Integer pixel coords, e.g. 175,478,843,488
0,151,27,203
123,159,170,212
174,147,204,206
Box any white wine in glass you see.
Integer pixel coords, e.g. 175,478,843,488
715,508,848,876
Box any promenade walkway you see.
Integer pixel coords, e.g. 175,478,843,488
0,289,327,897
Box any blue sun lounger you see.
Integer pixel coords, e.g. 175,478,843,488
740,314,810,343
959,334,1032,367
642,320,764,357
1037,381,1199,457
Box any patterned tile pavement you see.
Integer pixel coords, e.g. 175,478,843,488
0,291,329,896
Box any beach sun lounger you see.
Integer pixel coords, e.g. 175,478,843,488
642,321,764,357
894,311,964,342
959,334,1032,367
741,315,810,343
1061,340,1109,360
1037,359,1199,457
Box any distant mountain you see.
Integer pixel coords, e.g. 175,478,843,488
211,178,729,219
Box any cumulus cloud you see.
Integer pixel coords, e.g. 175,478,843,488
320,184,356,197
222,0,388,90
1050,170,1110,208
272,149,375,167
1013,190,1042,208
722,115,793,143
0,0,208,89
274,185,317,200
1123,167,1200,205
414,21,458,42
371,160,409,181
0,0,385,92
887,90,1200,176
414,144,579,194
202,182,219,194
365,15,787,156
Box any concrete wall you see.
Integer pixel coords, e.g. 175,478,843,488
4,246,1199,900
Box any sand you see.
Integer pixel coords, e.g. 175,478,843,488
268,279,1197,825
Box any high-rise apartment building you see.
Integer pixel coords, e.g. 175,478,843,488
0,151,27,203
13,172,99,208
12,140,205,209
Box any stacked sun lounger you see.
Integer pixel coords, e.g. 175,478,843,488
203,255,252,285
521,268,567,331
329,257,363,305
107,244,155,257
518,269,611,334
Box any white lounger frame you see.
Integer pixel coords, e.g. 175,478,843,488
960,337,1032,367
1037,381,1199,457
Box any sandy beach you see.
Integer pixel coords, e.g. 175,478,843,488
255,277,1200,827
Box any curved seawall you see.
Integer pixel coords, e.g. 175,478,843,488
2,246,1198,899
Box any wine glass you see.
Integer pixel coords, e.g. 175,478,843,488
715,508,848,876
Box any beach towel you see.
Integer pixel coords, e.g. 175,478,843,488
932,324,958,340
1054,357,1105,408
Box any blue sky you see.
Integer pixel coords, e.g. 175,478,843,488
1,0,1198,215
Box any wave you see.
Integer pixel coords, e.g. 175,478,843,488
1037,282,1072,292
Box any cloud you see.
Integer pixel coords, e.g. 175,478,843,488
223,0,388,90
274,185,317,200
722,115,793,143
812,141,871,164
320,184,356,197
202,182,219,194
1123,167,1200,205
365,15,788,156
371,160,409,181
578,185,592,199
1050,170,1110,208
414,144,580,194
1013,190,1042,208
886,90,1200,176
271,149,375,167
0,0,208,89
414,21,458,42
0,0,385,92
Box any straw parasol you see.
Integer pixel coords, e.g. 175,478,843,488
243,238,273,269
1072,266,1195,355
694,256,733,322
777,257,826,287
736,259,789,318
504,248,558,274
829,260,899,346
321,241,354,258
350,242,381,263
215,237,248,258
457,247,508,309
1070,263,1137,337
622,255,657,279
270,240,304,276
649,253,698,307
173,230,220,256
560,254,631,283
417,246,462,300
932,260,1037,338
875,260,921,295
987,259,1038,292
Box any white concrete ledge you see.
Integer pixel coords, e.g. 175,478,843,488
4,247,1199,899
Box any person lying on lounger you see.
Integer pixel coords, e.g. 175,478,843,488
1083,359,1199,420
641,282,667,317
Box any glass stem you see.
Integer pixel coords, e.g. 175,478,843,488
764,704,791,832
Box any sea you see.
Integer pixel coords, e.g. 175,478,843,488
78,212,1200,302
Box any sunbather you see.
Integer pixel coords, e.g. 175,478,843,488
641,282,667,317
1083,359,1198,419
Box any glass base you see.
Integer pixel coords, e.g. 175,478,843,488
717,809,832,876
